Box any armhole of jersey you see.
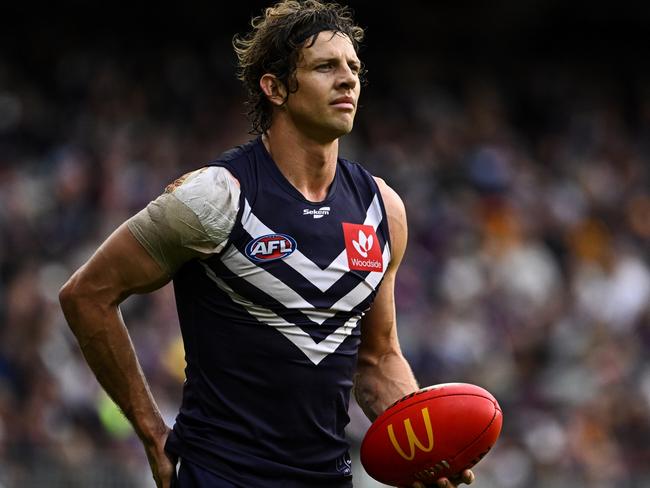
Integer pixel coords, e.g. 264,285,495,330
368,175,393,253
207,162,246,256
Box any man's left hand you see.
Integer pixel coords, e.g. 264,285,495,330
411,469,475,488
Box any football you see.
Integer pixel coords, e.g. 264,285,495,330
360,383,502,487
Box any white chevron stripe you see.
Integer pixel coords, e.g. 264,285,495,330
363,194,383,229
220,249,332,325
219,243,390,325
328,244,391,311
202,263,361,365
240,195,384,292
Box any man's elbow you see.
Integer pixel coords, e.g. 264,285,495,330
59,273,83,324
59,270,101,337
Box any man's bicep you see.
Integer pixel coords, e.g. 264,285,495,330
70,223,171,306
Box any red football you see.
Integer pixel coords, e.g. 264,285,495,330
360,383,502,487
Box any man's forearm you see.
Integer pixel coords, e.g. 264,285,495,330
60,291,167,446
354,350,419,422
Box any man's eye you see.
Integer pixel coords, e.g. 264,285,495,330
317,63,333,70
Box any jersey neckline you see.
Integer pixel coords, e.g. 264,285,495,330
254,136,340,206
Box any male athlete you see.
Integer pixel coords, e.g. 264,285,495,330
60,1,475,487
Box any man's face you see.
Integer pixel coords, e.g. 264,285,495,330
284,31,361,142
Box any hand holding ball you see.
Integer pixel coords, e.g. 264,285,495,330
360,383,502,487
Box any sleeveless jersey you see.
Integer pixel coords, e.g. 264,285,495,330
165,137,391,487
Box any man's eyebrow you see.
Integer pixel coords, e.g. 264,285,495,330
309,56,361,66
309,56,337,64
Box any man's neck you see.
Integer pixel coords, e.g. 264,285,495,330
262,122,339,203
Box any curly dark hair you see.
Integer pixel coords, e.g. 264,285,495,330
233,0,365,134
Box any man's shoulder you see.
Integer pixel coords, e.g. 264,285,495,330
165,166,238,197
371,177,405,222
159,167,241,243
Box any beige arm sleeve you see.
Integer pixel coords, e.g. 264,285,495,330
126,166,240,276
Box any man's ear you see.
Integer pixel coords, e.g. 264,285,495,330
260,74,288,106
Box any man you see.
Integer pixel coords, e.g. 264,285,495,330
59,1,475,487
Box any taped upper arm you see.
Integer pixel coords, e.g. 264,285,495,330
126,166,240,276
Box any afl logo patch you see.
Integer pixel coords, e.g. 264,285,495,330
245,234,297,262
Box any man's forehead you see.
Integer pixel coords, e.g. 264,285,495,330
301,31,359,61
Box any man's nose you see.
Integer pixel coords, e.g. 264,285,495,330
337,65,358,90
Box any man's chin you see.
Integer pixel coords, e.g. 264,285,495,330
329,120,354,139
301,117,355,143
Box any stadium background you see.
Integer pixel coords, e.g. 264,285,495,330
2,1,650,486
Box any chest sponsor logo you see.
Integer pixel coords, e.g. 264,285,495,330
342,223,383,272
245,233,297,262
303,206,330,219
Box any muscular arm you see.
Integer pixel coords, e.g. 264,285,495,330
59,223,170,444
354,179,475,488
354,178,418,422
59,224,174,487
58,167,239,488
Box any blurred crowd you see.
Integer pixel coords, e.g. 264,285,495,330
1,33,650,488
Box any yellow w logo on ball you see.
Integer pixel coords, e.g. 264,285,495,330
387,407,434,461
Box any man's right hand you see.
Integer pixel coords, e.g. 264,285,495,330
144,427,176,488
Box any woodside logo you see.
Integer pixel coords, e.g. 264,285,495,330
342,223,383,272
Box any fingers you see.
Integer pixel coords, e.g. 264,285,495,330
460,469,475,484
436,469,475,487
145,440,176,488
160,458,176,488
410,469,476,488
